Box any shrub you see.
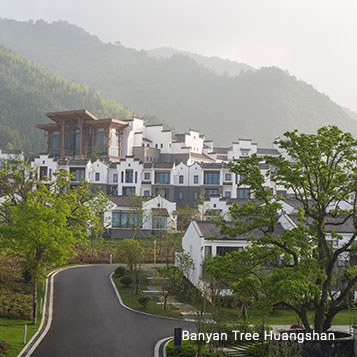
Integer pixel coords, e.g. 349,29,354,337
138,296,151,308
0,339,10,356
120,276,133,287
114,266,127,277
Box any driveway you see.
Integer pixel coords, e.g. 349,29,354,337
31,265,194,357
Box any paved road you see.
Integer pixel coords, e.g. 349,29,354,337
32,265,194,357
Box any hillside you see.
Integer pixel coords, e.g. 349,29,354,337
1,18,357,146
147,47,254,76
0,45,134,153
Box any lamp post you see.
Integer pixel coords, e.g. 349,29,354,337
154,240,156,266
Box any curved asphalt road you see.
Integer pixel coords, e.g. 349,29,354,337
31,265,194,357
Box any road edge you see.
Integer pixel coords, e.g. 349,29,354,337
109,272,186,322
154,336,173,357
17,265,89,357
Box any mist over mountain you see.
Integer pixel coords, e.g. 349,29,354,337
0,18,356,146
147,47,254,76
0,45,133,153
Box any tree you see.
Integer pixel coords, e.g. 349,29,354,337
0,162,108,324
117,239,143,294
207,126,357,333
156,266,183,310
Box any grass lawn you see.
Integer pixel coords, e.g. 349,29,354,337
112,270,182,319
222,306,357,326
0,280,46,357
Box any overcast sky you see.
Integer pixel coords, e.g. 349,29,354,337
1,0,356,111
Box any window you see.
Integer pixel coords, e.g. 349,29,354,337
237,188,250,199
121,172,124,183
160,143,163,148
125,170,133,183
152,216,167,230
39,167,47,180
193,192,199,200
70,168,85,181
194,175,199,184
49,168,52,179
135,171,138,183
95,172,100,181
112,211,141,228
225,173,231,181
144,190,150,197
204,246,212,260
155,172,170,185
217,246,242,257
123,187,136,196
205,189,219,198
204,171,220,185
178,191,183,200
156,188,168,198
144,172,150,180
113,173,118,183
225,191,231,198
179,175,184,184
236,174,246,183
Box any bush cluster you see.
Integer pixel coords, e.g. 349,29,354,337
114,266,127,277
120,276,133,288
0,339,10,356
0,288,32,319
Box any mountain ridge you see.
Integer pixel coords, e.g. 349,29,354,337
0,18,356,146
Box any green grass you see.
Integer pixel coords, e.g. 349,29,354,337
222,306,357,326
112,270,182,319
0,280,46,357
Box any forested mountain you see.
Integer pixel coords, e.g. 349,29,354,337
147,47,254,76
0,45,133,153
1,18,357,146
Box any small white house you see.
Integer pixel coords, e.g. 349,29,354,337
105,195,177,238
182,221,250,285
182,219,286,286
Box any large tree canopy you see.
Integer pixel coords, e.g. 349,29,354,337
0,161,109,322
206,126,357,332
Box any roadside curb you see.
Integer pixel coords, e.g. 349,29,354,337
154,336,173,357
109,272,186,322
17,265,90,357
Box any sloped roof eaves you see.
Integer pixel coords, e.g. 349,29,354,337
257,148,280,155
195,221,285,240
288,214,356,233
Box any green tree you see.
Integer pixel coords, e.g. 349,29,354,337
207,126,357,333
117,239,143,294
156,266,183,310
0,162,108,324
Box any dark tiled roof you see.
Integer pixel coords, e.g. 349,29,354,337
152,208,169,217
195,221,285,240
153,162,174,168
213,147,230,154
288,214,356,233
144,163,153,168
257,148,280,155
174,134,185,142
58,159,90,166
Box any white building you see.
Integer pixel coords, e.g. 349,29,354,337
105,195,177,238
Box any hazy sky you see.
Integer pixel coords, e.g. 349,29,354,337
1,0,356,111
